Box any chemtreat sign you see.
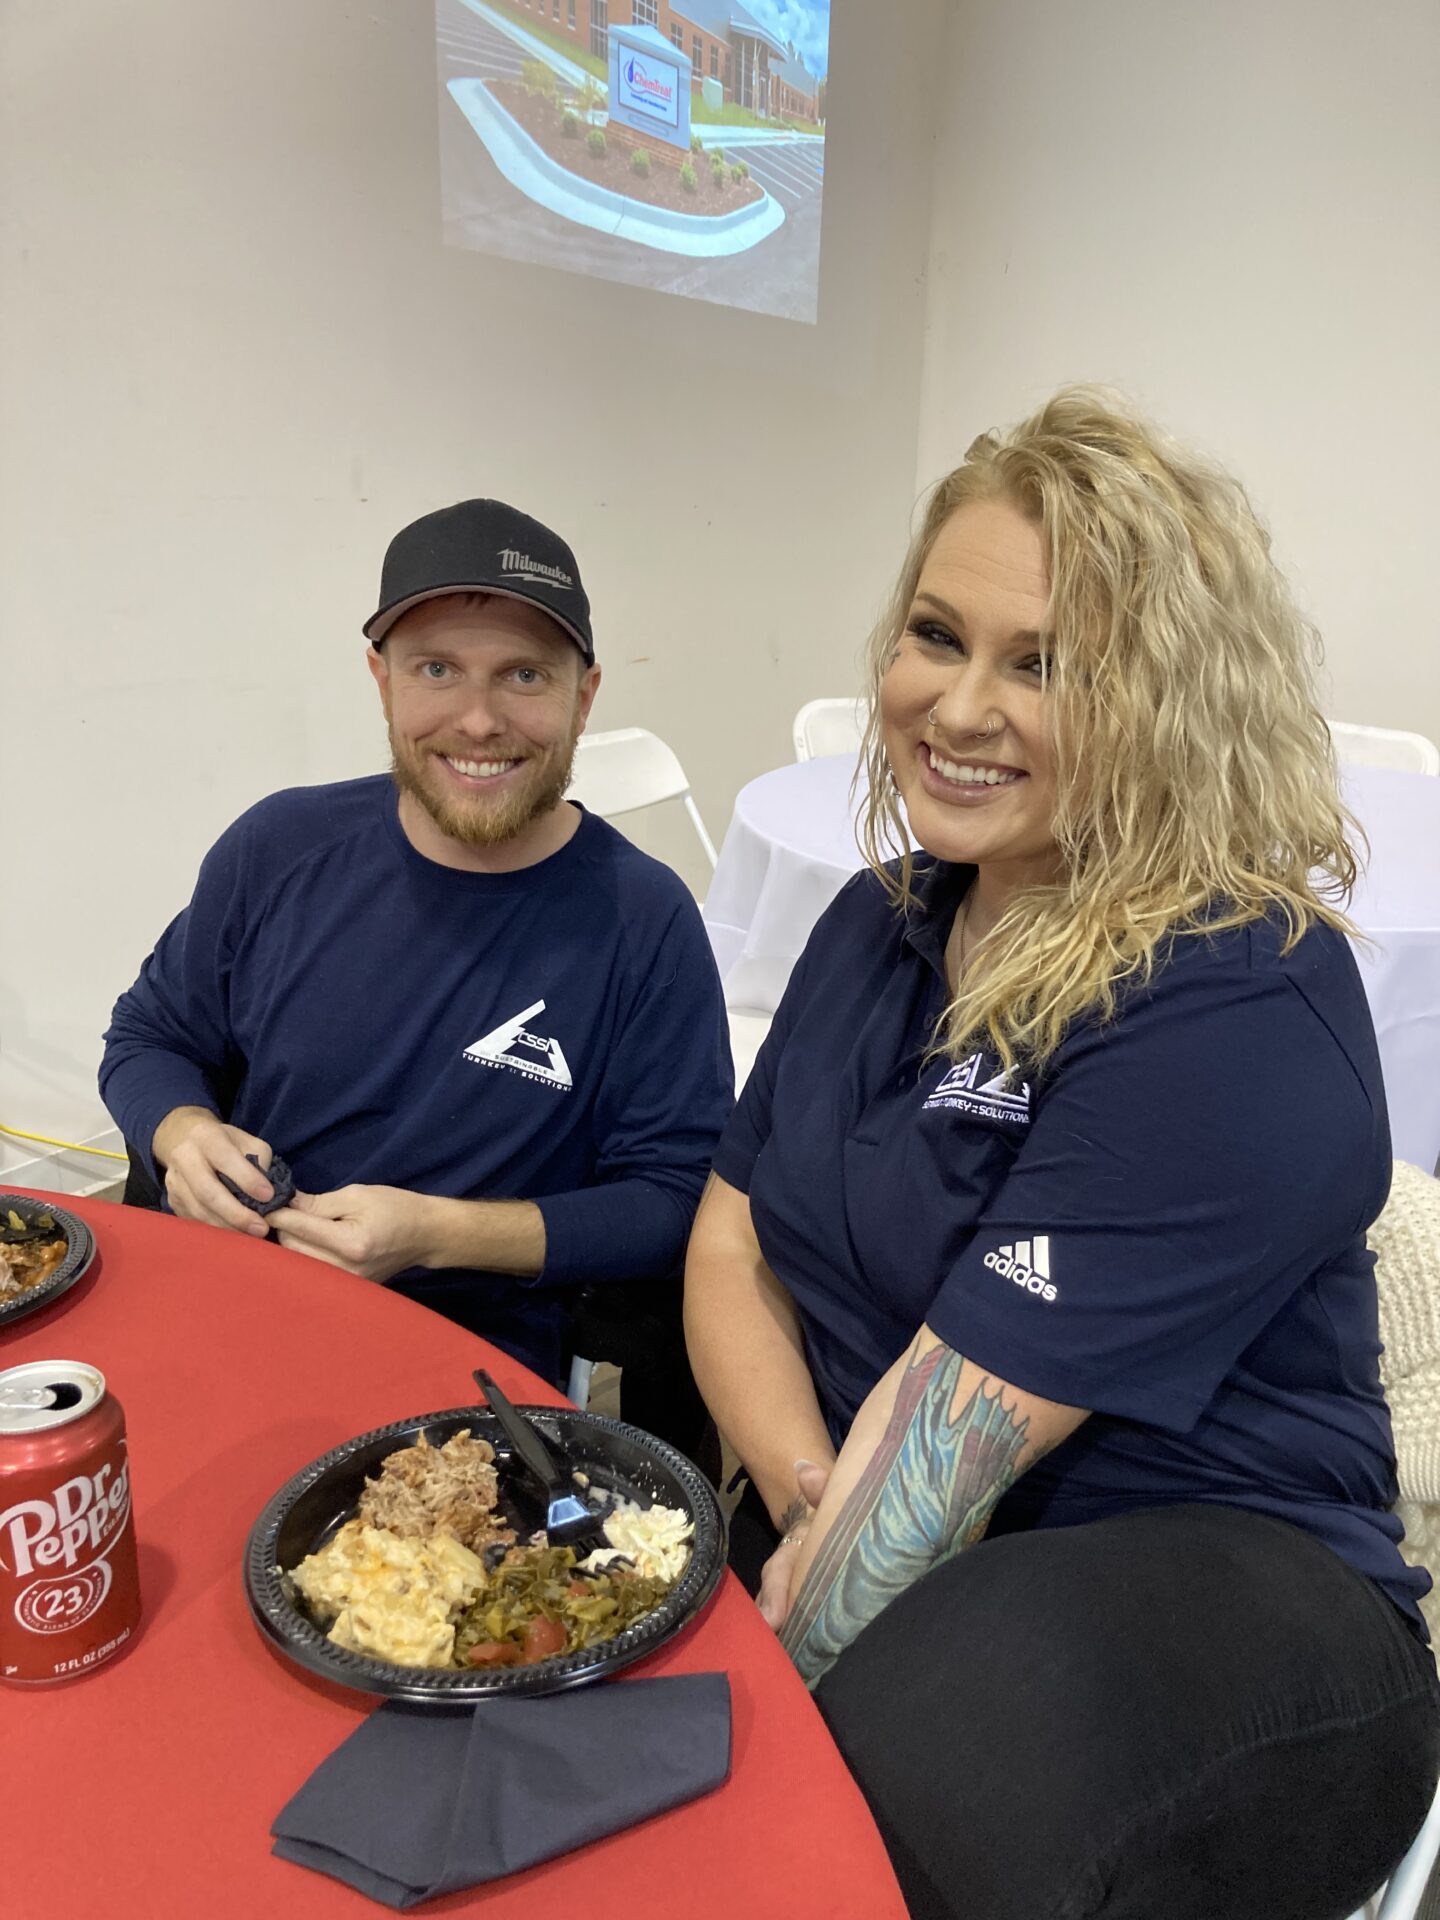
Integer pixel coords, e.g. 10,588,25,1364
607,23,691,151
618,53,679,128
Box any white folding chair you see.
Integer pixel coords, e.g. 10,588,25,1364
1328,721,1440,777
726,1008,771,1093
793,697,866,762
565,726,718,1411
569,726,718,867
566,1353,594,1409
1348,1773,1440,1918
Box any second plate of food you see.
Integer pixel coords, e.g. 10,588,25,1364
244,1404,726,1704
0,1196,97,1330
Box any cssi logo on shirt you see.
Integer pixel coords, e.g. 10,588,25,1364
984,1235,1057,1303
923,1051,1031,1126
461,998,573,1091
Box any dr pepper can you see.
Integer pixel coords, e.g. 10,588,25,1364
0,1360,141,1683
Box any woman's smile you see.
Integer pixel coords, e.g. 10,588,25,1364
917,741,1029,804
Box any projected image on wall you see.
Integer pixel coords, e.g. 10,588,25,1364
436,0,830,324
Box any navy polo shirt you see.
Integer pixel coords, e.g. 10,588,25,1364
713,858,1428,1625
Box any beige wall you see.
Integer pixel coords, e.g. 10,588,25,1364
0,0,942,1171
918,0,1440,749
5,0,1435,1175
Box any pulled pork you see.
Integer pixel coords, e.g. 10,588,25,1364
357,1429,514,1555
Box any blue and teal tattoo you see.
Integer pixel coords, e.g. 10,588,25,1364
780,1345,1031,1688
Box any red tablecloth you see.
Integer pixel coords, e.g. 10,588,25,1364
2,1195,904,1920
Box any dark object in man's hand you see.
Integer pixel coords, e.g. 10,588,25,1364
218,1153,296,1217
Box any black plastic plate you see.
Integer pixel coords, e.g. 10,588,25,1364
244,1405,726,1704
0,1195,97,1332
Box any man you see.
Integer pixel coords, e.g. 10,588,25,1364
101,500,733,1403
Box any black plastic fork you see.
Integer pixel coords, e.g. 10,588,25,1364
472,1369,610,1559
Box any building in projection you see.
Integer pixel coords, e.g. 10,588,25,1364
505,0,822,123
769,44,822,121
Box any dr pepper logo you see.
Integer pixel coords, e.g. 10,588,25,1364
0,1453,132,1581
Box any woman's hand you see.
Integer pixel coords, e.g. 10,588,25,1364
757,1460,831,1631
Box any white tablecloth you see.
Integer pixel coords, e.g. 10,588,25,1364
704,755,1440,1174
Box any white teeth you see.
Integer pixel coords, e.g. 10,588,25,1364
445,756,518,778
930,752,1022,787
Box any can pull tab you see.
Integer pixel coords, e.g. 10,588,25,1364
0,1379,84,1412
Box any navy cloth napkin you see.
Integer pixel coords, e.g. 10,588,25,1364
271,1673,732,1909
218,1151,295,1216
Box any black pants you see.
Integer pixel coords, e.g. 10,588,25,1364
566,1275,710,1461
734,1493,1440,1920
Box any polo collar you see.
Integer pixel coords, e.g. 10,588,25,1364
901,857,976,980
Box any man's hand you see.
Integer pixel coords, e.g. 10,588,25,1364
152,1106,277,1237
756,1459,831,1631
271,1185,439,1283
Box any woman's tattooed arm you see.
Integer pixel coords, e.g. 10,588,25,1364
780,1330,1086,1686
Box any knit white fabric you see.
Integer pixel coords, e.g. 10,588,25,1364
1373,1161,1440,1505
1368,1160,1440,1649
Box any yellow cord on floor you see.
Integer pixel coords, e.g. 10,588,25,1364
0,1124,128,1163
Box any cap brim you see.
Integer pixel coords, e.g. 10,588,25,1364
363,585,593,661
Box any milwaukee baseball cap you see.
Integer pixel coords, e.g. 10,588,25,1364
363,499,594,665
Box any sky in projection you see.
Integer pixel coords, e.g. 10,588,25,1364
747,1,831,79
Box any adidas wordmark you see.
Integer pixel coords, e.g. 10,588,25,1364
984,1236,1057,1303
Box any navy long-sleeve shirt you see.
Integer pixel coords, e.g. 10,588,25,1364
100,777,733,1379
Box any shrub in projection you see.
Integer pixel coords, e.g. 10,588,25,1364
521,59,558,104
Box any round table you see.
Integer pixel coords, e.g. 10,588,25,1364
1,1195,905,1920
704,756,1440,1174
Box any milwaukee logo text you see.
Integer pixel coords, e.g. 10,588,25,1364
498,549,573,589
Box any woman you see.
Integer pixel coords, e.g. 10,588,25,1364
685,391,1440,1920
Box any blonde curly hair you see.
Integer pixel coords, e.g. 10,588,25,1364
859,387,1361,1072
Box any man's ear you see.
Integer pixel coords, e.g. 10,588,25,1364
366,644,391,715
576,662,602,734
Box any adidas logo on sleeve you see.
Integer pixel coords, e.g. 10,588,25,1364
983,1235,1057,1303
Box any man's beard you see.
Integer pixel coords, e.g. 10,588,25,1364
389,724,580,848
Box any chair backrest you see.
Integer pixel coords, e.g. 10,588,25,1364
1363,1164,1440,1918
570,726,718,867
1328,721,1440,777
1350,1767,1440,1918
726,1009,771,1093
793,697,866,762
